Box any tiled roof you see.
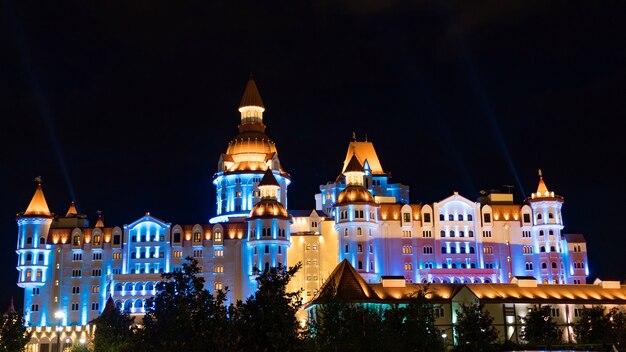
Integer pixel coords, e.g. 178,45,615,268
239,78,265,108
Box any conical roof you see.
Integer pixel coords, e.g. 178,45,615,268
65,201,78,217
536,169,549,194
23,182,52,217
95,212,104,228
239,77,265,109
259,168,280,187
344,153,364,173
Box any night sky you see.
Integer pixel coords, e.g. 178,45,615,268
1,1,625,308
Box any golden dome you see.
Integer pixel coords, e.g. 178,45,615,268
336,186,376,205
248,199,290,220
223,132,279,173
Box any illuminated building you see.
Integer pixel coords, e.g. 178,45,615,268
15,77,592,349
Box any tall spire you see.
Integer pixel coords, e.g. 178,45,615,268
259,168,280,199
23,178,52,217
239,76,265,109
536,168,549,195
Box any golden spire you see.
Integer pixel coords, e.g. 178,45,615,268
65,201,78,217
239,76,265,109
536,168,549,195
23,178,52,217
95,211,104,228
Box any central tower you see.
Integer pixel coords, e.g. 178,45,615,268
212,78,291,223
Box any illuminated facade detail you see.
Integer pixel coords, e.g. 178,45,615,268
15,78,590,349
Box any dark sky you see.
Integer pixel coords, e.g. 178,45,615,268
1,0,625,308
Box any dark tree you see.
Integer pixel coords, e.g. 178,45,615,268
398,288,444,352
91,297,135,352
0,309,32,352
454,302,499,352
574,306,611,344
232,263,304,352
137,257,232,352
608,308,626,348
310,286,442,352
520,305,561,346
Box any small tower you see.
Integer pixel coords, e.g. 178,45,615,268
16,178,54,326
334,154,380,282
245,167,291,293
527,169,566,284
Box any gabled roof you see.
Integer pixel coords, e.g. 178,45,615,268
342,141,384,175
23,183,52,217
309,259,379,304
239,77,265,109
95,212,105,228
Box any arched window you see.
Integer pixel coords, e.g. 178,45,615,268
264,245,269,254
441,247,446,254
278,246,282,254
357,228,362,236
451,263,457,268
146,283,154,291
344,229,348,237
214,232,222,241
458,214,464,221
537,214,542,220
549,230,554,236
115,301,122,310
468,214,473,221
439,214,445,221
93,235,101,245
173,233,181,242
440,230,446,237
26,237,32,244
449,214,454,221
124,300,132,311
450,247,456,254
39,237,46,245
460,247,466,254
552,262,557,269
550,246,556,252
549,213,554,219
469,231,474,237
450,231,455,237
265,262,270,271
539,230,544,236
469,247,475,254
26,253,32,262
345,245,349,253
135,283,143,291
540,246,546,252
38,253,44,262
358,261,363,270
357,244,362,252
459,231,464,237
131,236,137,242
542,262,547,269
134,300,143,308
115,284,123,291
73,235,81,246
125,283,133,291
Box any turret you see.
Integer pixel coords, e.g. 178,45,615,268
334,155,380,281
212,77,291,223
16,178,54,326
246,168,291,278
526,169,566,284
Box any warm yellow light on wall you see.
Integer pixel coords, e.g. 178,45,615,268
104,234,111,243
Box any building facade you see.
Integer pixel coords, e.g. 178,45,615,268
15,78,590,350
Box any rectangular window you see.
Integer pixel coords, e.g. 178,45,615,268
72,286,80,294
113,235,121,245
71,303,79,311
403,213,411,223
112,268,121,275
551,308,560,317
434,307,444,318
33,288,40,295
483,247,493,254
72,269,82,277
214,265,224,273
215,282,223,290
483,213,491,223
523,213,531,223
423,213,431,223
113,252,122,260
92,269,102,276
93,252,102,260
92,286,100,293
72,253,83,261
214,249,224,257
31,304,39,312
91,302,100,311
193,250,203,258
193,232,202,243
174,251,183,258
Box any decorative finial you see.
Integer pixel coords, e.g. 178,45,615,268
33,176,43,185
351,132,357,141
365,133,368,142
249,71,254,79
538,169,543,178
